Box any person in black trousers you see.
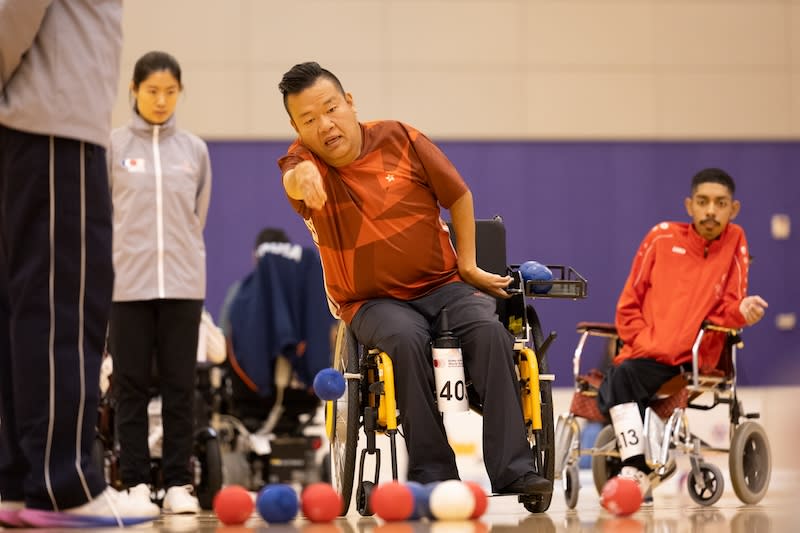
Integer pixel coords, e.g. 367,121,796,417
107,51,212,514
0,0,159,528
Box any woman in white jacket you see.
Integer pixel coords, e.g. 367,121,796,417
107,51,211,514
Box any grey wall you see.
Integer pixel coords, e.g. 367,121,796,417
205,141,799,386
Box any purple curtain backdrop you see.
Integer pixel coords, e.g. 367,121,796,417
204,140,799,386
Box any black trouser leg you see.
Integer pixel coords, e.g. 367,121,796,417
0,126,111,510
109,301,156,487
156,299,202,488
435,284,534,491
350,298,459,484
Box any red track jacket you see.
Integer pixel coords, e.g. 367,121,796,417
615,221,750,371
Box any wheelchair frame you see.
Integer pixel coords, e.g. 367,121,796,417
324,217,588,516
212,356,327,491
554,323,772,509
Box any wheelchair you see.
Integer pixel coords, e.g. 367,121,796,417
93,356,223,510
213,355,327,491
324,217,588,516
554,322,772,509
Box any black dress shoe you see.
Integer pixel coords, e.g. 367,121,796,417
496,472,553,496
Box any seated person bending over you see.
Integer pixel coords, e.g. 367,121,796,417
597,168,768,496
276,61,551,496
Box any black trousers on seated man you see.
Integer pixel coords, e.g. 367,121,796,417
349,281,550,495
597,358,683,473
597,359,684,419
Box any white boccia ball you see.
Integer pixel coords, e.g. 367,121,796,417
429,480,475,521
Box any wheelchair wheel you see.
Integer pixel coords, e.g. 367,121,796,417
563,464,580,509
355,480,375,516
591,424,621,495
687,462,724,506
521,305,555,514
328,322,360,515
729,421,771,504
194,431,222,510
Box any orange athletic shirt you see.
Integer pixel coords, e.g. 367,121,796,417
615,221,750,370
277,121,468,324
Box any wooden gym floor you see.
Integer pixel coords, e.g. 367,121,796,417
3,467,795,532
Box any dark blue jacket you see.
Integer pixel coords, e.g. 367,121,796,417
229,244,334,397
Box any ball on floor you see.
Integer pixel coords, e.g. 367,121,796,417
406,481,433,520
429,480,475,521
600,476,642,517
301,482,342,523
370,481,414,522
463,481,487,519
257,483,298,523
213,485,254,525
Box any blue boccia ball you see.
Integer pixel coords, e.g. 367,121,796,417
313,368,346,401
406,481,432,520
420,482,440,519
520,260,553,294
257,484,298,523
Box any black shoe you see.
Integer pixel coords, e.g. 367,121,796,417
496,472,553,496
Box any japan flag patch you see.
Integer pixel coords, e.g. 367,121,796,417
122,158,146,173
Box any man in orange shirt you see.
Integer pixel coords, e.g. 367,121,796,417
276,62,551,496
598,168,768,496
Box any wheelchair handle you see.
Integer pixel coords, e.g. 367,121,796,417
691,324,743,389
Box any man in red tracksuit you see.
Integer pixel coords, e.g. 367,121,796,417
597,167,768,499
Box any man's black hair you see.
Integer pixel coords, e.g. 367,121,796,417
278,62,345,114
691,168,736,197
254,227,289,250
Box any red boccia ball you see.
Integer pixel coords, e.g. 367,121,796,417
370,481,414,522
464,481,488,519
600,476,642,517
213,485,254,525
301,482,342,523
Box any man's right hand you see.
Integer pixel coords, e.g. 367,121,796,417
739,295,768,326
285,160,327,210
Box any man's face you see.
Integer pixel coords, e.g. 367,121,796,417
286,78,362,167
684,182,740,241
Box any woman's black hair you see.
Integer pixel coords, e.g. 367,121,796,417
132,50,182,89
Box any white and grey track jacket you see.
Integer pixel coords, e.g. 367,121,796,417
108,111,211,301
0,0,122,147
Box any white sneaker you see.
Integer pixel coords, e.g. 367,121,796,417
19,486,160,528
162,485,199,514
128,483,154,507
619,466,652,499
0,500,25,527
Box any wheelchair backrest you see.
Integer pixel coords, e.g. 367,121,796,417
447,216,526,336
447,216,508,276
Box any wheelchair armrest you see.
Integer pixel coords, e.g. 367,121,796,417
575,322,618,337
